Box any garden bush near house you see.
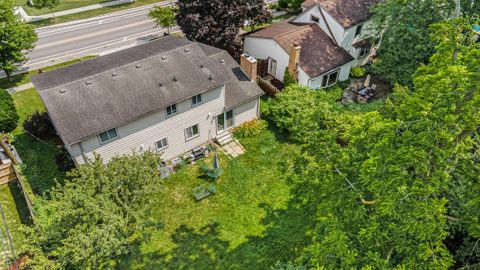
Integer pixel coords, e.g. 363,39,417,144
350,66,366,78
22,111,56,139
283,68,296,88
55,149,75,172
336,79,351,90
0,88,19,133
233,119,268,139
278,0,288,9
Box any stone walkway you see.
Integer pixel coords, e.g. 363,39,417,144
6,82,34,94
14,0,134,22
219,139,246,158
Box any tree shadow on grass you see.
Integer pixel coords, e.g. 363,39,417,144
121,187,316,270
7,181,33,226
14,133,65,197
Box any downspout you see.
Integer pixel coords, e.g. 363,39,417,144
78,142,88,165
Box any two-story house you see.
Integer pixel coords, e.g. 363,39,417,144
31,36,263,165
243,0,380,89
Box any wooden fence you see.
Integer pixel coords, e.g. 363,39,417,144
258,77,280,97
0,164,16,186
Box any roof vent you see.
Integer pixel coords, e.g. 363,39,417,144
85,80,92,85
200,64,204,68
184,48,191,52
159,83,163,87
112,72,118,77
220,59,226,64
208,74,213,81
59,89,66,94
161,56,168,61
173,75,177,82
136,64,142,69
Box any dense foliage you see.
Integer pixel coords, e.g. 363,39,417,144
233,119,268,138
23,152,164,269
0,88,18,133
148,6,176,34
267,19,479,269
23,111,56,139
32,0,60,14
0,0,37,82
176,0,270,57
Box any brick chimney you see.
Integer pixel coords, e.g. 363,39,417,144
288,42,301,80
240,53,258,82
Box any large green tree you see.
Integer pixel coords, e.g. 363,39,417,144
24,152,164,269
0,88,18,133
0,0,37,82
32,0,60,18
370,0,458,86
176,0,271,57
148,6,177,34
268,18,479,269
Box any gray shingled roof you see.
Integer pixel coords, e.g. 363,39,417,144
31,36,263,145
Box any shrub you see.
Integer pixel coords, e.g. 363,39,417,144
0,88,19,133
23,111,56,139
336,79,351,90
278,0,288,9
55,149,75,172
350,67,366,78
268,3,277,9
319,84,343,102
233,119,268,138
283,68,296,87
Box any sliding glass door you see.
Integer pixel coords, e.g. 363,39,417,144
217,110,234,133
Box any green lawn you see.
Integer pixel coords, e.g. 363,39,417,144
18,0,116,16
11,89,66,198
0,183,31,267
0,56,97,90
30,0,165,27
119,129,315,269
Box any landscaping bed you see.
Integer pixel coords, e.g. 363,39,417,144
18,0,117,16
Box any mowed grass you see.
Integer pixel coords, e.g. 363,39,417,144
30,0,165,27
18,0,116,16
11,89,66,198
119,129,315,270
0,56,97,90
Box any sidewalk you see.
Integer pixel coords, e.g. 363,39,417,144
6,83,34,94
15,0,135,22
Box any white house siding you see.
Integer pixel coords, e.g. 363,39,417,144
308,62,352,89
234,98,259,125
342,20,375,64
293,7,338,41
243,37,289,80
69,85,260,165
298,67,311,87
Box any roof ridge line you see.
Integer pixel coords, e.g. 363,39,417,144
274,23,313,39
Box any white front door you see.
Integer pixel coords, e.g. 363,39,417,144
217,110,234,134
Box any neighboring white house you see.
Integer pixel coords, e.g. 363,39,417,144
243,0,380,89
31,36,263,165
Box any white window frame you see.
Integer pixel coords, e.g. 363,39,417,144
98,128,119,144
191,94,202,106
165,104,177,117
359,47,369,58
355,24,363,37
155,137,168,151
185,124,200,141
321,69,340,88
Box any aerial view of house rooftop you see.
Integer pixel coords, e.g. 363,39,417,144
301,0,382,28
31,36,263,164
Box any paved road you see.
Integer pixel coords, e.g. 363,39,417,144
25,1,175,71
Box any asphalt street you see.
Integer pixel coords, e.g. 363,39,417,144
25,1,176,71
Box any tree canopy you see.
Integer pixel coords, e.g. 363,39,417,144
32,0,61,16
0,88,18,133
148,6,177,34
0,0,37,81
24,152,164,269
176,0,270,57
267,18,480,269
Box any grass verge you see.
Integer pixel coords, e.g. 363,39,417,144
0,55,97,90
30,0,165,27
18,0,116,16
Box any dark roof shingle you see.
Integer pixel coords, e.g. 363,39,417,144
31,36,262,145
248,21,354,78
302,0,382,28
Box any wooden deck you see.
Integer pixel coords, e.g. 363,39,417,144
0,163,17,186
